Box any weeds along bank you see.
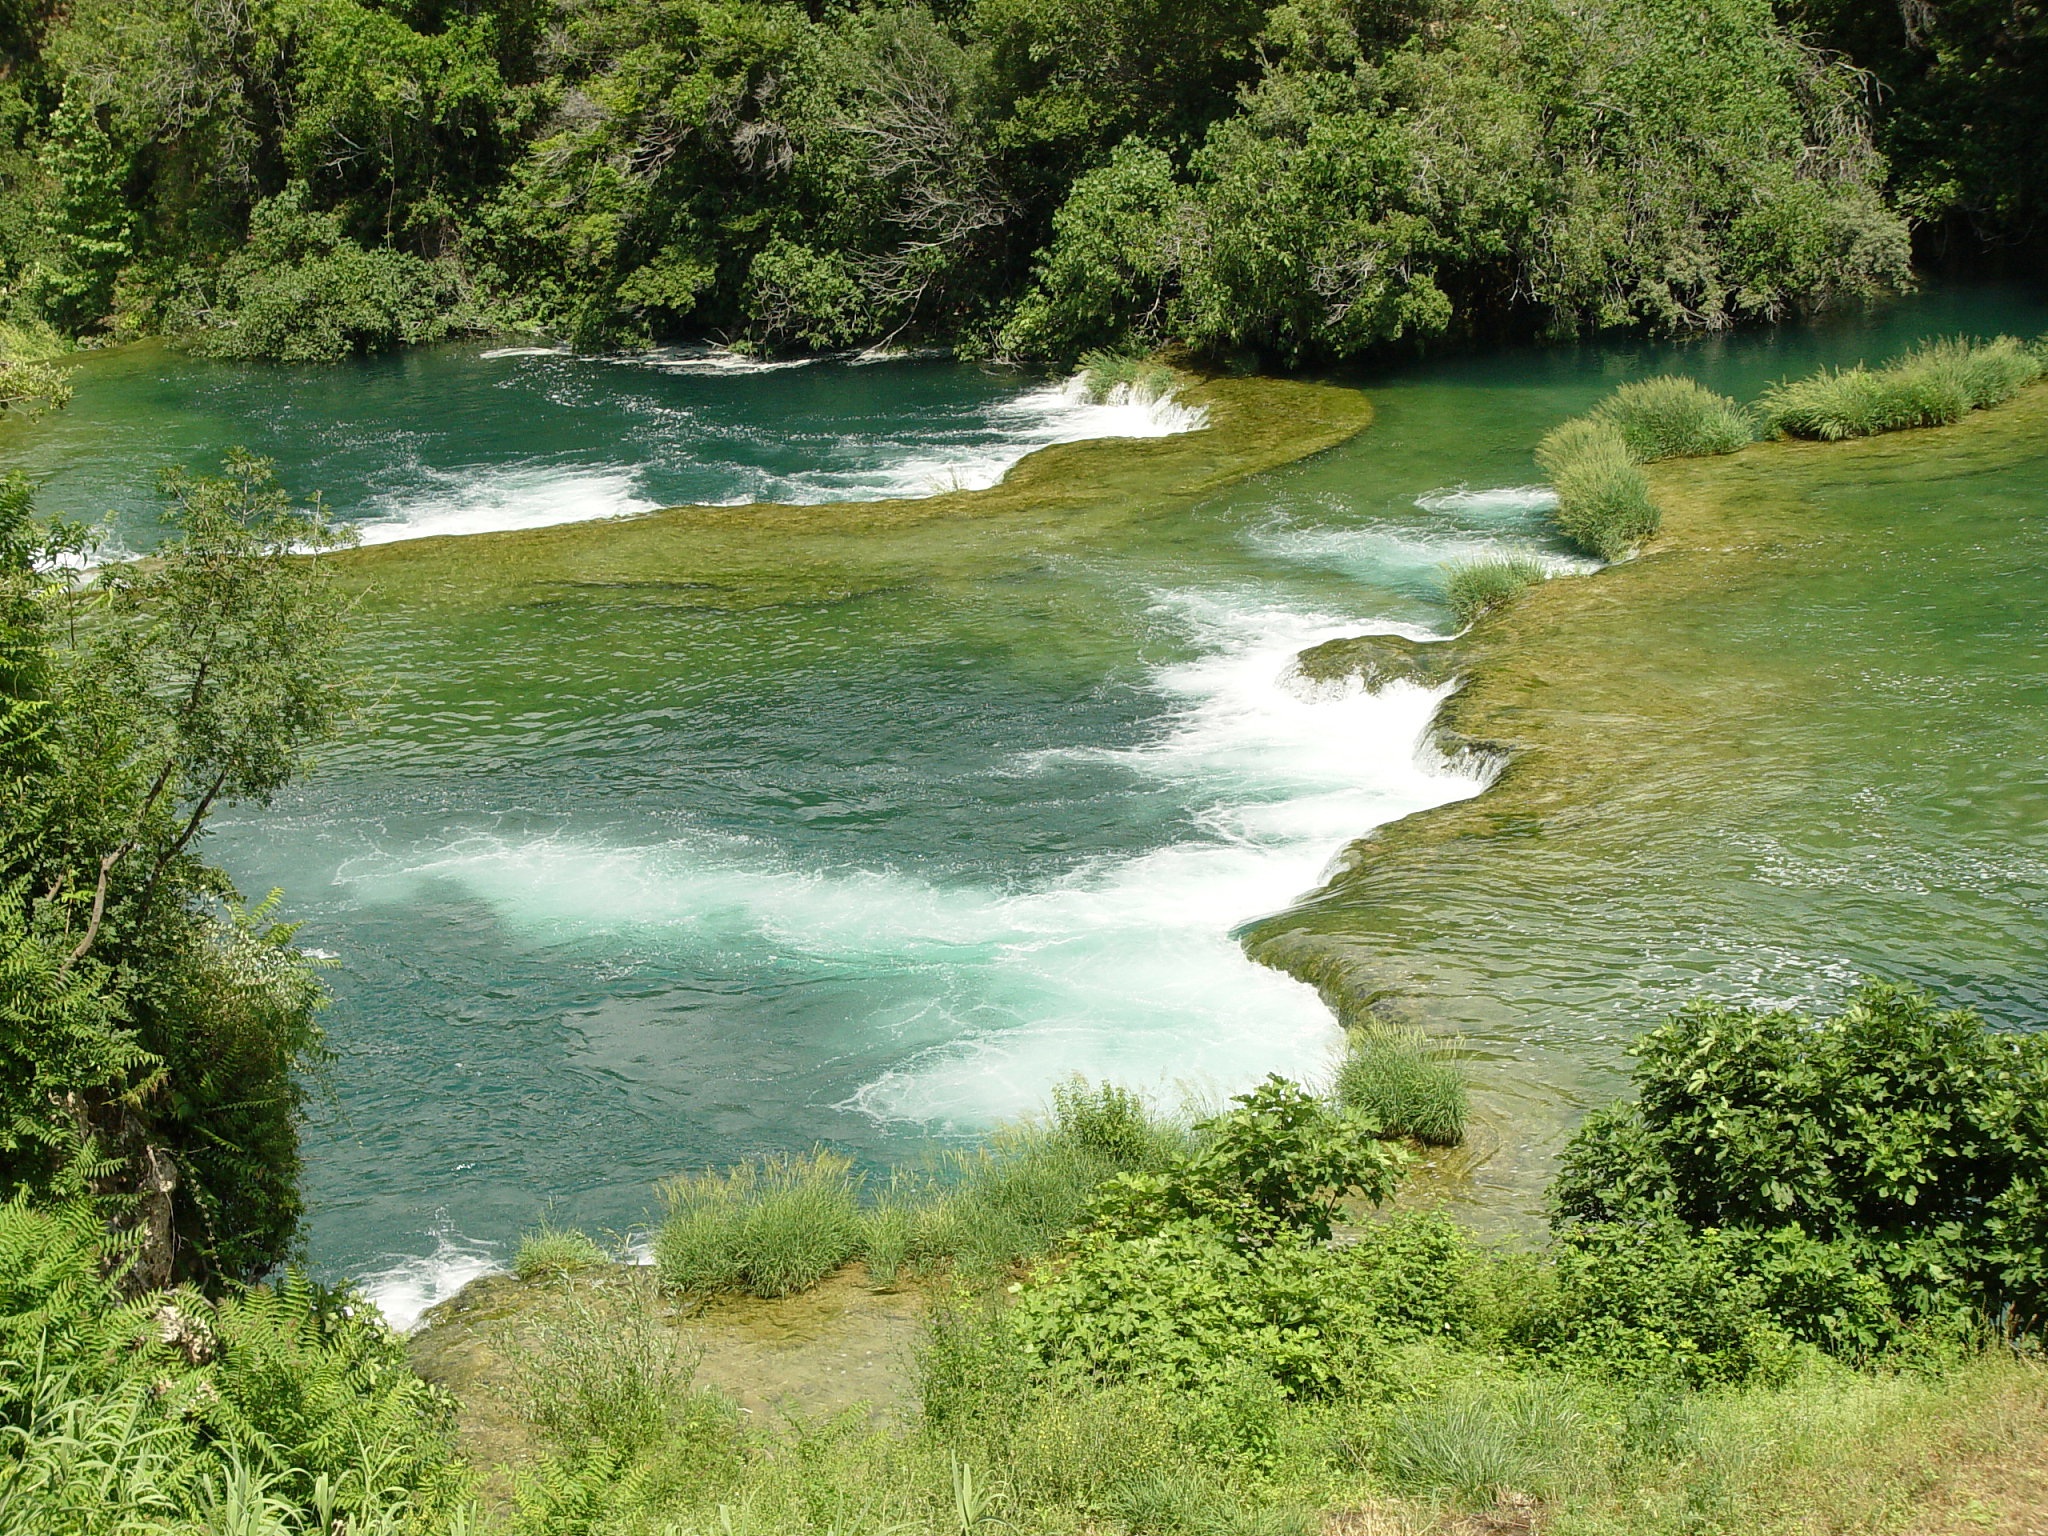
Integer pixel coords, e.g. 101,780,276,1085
421,990,2048,1536
8,991,2040,1536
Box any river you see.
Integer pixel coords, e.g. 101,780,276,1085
8,284,2044,1323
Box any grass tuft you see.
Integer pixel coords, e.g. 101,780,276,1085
1759,334,2042,440
513,1222,607,1282
1534,417,1658,560
1078,347,1174,404
1442,556,1547,628
654,1149,864,1298
1375,1379,1583,1503
1335,1029,1468,1145
1589,375,1753,460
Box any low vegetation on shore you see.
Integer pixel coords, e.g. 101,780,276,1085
1528,335,2045,564
8,969,2042,1535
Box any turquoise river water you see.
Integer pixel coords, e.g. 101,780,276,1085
6,289,2045,1324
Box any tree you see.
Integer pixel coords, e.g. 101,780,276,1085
0,455,360,1287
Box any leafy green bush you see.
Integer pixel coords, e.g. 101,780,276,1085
1588,377,1754,460
1006,1218,1389,1399
1334,1029,1469,1144
1511,1222,1799,1387
1086,1076,1405,1245
174,185,469,363
513,1222,607,1282
1441,558,1546,629
1551,980,2048,1335
1534,418,1659,560
654,1150,863,1298
1759,336,2042,440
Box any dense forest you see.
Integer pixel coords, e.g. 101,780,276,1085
1,0,2037,366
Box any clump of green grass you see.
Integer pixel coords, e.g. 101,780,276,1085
514,1221,607,1281
510,1295,718,1459
1534,417,1658,560
871,1081,1190,1287
1334,1029,1468,1145
1374,1378,1585,1503
1078,347,1174,403
1588,375,1753,460
1759,334,2042,440
654,1149,864,1298
1442,556,1547,627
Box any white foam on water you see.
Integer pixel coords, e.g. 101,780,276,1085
480,346,569,360
619,345,825,375
350,463,662,545
759,376,1208,502
1414,484,1559,516
1252,523,1599,582
331,590,1484,1128
334,372,1207,542
353,1226,502,1332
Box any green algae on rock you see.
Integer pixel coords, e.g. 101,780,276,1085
330,372,1373,613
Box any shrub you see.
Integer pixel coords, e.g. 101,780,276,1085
514,1222,607,1282
1552,979,2048,1334
1086,1076,1406,1245
1005,1217,1389,1399
172,184,468,363
1512,1221,1800,1387
1343,1209,1482,1341
1588,376,1754,460
1441,558,1545,629
1534,417,1659,560
654,1150,863,1298
1335,1030,1469,1145
1758,335,2042,439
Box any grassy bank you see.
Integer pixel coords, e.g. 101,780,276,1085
1530,337,2040,562
396,985,2048,1536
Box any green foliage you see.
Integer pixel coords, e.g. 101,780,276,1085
1087,1076,1406,1246
1007,1218,1390,1400
1510,1222,1800,1388
1533,418,1658,560
1439,559,1544,631
25,88,132,333
176,186,472,362
1587,377,1754,461
1076,347,1173,404
1,459,356,1284
0,0,1915,365
1552,979,2048,1336
0,1198,465,1534
1759,335,2044,441
513,1222,607,1282
654,1150,864,1298
996,140,1186,362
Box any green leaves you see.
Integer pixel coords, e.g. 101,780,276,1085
1087,1076,1405,1247
1552,980,2048,1340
